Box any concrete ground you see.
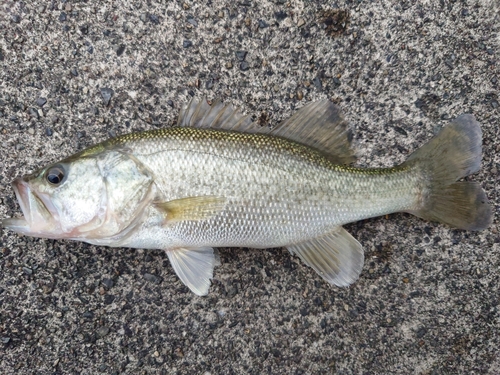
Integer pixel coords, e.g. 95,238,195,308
0,0,499,374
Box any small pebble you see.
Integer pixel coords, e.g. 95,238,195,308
297,18,306,27
101,278,114,289
187,17,198,27
258,20,269,28
240,61,250,71
29,108,39,119
183,40,193,48
313,76,322,90
149,14,160,25
42,285,53,294
59,12,67,22
275,11,287,21
235,50,247,61
144,273,160,283
97,327,110,337
416,327,427,338
100,88,114,106
104,295,115,304
36,97,47,107
116,44,126,56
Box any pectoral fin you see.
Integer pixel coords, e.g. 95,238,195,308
287,227,364,287
166,247,220,296
154,196,226,224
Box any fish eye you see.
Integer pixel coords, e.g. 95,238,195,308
45,165,66,185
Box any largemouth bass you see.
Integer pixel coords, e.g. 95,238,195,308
1,98,492,295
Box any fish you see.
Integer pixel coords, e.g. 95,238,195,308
1,98,492,295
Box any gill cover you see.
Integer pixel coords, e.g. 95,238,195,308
87,150,155,238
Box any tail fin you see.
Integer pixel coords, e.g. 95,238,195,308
405,114,492,231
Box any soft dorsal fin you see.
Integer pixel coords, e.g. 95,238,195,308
177,97,356,165
264,100,356,165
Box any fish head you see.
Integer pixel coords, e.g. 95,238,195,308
2,150,154,240
3,157,107,238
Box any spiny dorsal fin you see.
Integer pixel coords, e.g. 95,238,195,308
177,97,255,132
287,227,364,287
177,97,356,165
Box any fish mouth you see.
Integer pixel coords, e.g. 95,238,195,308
12,177,31,222
1,178,31,232
0,217,30,233
1,178,56,235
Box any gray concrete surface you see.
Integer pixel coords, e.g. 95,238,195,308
0,0,499,374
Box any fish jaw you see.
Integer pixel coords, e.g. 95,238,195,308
12,177,32,223
2,177,62,238
0,217,31,235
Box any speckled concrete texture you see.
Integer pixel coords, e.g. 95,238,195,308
0,1,499,374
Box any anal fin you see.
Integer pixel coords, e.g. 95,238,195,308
166,247,220,296
287,227,364,287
